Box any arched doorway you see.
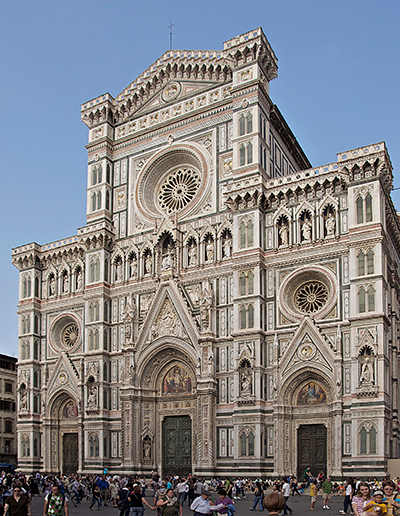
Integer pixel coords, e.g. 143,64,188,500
48,393,79,474
279,372,334,478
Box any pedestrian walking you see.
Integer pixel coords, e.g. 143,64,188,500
339,478,353,515
42,484,68,516
250,481,264,511
3,486,31,516
128,484,156,516
309,480,318,511
321,476,332,510
89,485,102,510
281,478,293,515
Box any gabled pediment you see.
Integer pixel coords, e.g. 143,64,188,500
280,317,334,378
133,80,221,119
47,352,80,398
137,281,199,354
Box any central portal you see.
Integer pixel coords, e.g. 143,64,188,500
297,424,327,480
62,433,78,475
162,415,192,477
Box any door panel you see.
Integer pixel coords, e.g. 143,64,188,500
63,433,78,475
162,416,192,477
297,424,327,480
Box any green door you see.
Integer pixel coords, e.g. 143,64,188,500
297,424,327,480
63,433,78,475
162,416,192,477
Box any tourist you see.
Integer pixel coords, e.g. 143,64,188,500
110,479,120,508
89,485,102,510
339,478,354,515
262,493,286,515
156,488,182,516
4,486,31,516
216,488,235,516
321,476,332,510
281,478,293,515
351,482,372,516
382,480,400,512
363,490,387,515
309,479,318,511
98,475,109,507
128,484,156,516
250,481,264,511
43,484,68,516
190,489,222,516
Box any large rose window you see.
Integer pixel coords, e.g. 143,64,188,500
294,281,328,313
158,167,201,214
49,314,81,353
135,144,209,222
62,323,80,348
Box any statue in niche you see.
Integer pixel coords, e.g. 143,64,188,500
122,295,136,343
200,284,213,331
279,222,289,246
49,276,55,296
76,270,83,290
116,261,123,281
206,241,214,262
145,255,152,275
87,386,97,407
325,212,336,236
162,245,174,270
63,274,69,293
188,244,197,266
143,438,151,459
223,238,232,258
241,372,252,394
360,357,374,384
20,388,28,411
302,219,312,241
129,257,137,277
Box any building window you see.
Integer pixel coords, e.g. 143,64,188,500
367,250,374,274
89,434,99,457
248,305,254,328
358,252,365,276
247,113,253,134
91,193,96,212
4,420,12,433
247,142,253,164
239,304,255,329
359,286,375,313
92,164,102,185
240,274,246,296
239,145,246,166
240,306,247,330
97,191,102,210
240,220,254,248
359,424,377,454
23,276,31,298
356,193,373,224
5,383,12,393
89,257,100,283
239,115,245,136
358,250,374,276
239,431,255,456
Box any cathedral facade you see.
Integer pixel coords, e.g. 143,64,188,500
12,28,400,479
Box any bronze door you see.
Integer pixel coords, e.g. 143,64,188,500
62,433,78,475
297,424,327,480
162,416,192,477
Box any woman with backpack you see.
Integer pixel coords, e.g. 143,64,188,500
156,488,182,516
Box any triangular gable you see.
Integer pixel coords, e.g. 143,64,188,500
280,317,334,378
47,352,80,399
137,281,199,353
134,80,220,118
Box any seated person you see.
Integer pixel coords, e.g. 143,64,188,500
263,493,285,515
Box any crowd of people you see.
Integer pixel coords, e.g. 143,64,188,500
0,470,399,516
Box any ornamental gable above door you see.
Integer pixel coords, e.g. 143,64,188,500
136,280,199,353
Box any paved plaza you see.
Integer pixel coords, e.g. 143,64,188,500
29,490,346,515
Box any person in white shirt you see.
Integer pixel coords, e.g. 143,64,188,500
281,479,293,515
176,479,188,506
190,490,224,516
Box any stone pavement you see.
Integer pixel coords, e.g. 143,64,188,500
29,491,346,516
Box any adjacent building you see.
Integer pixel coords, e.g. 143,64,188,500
12,28,400,478
0,355,18,466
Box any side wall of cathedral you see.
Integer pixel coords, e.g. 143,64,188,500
12,28,400,478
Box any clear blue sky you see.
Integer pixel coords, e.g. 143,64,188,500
1,1,399,356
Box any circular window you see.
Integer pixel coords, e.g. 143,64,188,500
158,167,201,214
278,265,337,322
135,144,210,222
295,281,328,313
49,314,81,353
62,324,80,348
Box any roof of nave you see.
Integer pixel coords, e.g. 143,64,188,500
81,28,278,128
